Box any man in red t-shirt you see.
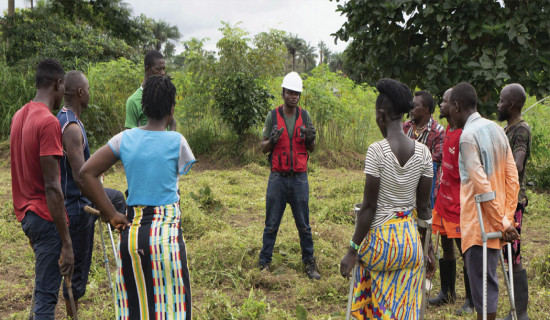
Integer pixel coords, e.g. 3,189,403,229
10,58,74,318
428,88,474,315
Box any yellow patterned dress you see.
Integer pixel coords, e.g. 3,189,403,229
350,210,424,320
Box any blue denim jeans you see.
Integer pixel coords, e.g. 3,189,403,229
260,172,314,264
21,211,63,320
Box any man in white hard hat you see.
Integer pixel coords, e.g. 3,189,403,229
259,72,320,280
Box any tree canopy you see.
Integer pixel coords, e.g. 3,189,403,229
0,0,154,69
333,0,550,115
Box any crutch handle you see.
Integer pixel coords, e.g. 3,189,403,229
475,191,496,203
84,205,100,216
486,231,503,240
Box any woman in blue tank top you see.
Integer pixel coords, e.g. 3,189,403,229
80,75,195,319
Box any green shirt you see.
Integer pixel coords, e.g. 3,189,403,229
125,87,148,128
262,107,313,139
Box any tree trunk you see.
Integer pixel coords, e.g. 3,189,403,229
292,54,296,71
8,0,15,16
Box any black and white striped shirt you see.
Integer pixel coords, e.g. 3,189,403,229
364,139,433,228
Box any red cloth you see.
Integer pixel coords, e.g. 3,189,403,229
10,101,63,222
434,126,462,224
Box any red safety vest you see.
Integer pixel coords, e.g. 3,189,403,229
270,106,309,172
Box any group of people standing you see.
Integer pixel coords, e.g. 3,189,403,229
340,79,531,320
11,51,195,320
10,50,531,320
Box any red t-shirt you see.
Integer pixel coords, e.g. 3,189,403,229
10,101,63,222
434,125,462,223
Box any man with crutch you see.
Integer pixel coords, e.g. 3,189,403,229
57,71,127,318
497,83,531,320
449,82,520,320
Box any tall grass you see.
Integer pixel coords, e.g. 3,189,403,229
0,52,35,140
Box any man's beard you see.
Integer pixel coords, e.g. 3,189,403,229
497,109,508,122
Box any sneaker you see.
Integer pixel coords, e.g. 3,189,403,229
305,258,321,280
258,261,270,272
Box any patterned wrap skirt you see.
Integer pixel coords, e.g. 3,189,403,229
116,203,191,320
351,211,424,320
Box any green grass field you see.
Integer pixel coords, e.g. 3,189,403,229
0,155,549,319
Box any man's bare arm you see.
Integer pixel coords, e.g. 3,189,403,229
63,123,86,190
40,155,74,276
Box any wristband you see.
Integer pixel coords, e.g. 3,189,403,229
350,239,360,251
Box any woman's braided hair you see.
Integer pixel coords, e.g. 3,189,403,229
375,78,414,120
141,75,176,120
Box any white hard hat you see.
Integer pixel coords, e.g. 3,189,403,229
281,72,303,92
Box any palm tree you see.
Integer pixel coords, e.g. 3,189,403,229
299,42,317,73
321,47,331,65
318,41,326,65
329,52,344,72
150,19,181,52
8,0,14,16
284,34,306,71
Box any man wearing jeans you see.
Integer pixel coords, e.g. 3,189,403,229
259,72,320,279
10,58,74,319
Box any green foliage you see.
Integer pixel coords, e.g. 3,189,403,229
50,0,151,48
0,51,35,140
211,23,284,136
533,247,550,286
1,1,143,70
523,97,550,189
84,58,142,148
148,19,181,52
214,72,274,136
333,0,550,115
299,65,379,151
189,185,222,212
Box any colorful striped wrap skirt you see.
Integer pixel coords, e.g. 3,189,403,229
350,210,424,320
116,203,191,320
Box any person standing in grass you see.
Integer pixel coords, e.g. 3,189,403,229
10,58,74,320
57,70,127,318
450,82,519,320
259,71,320,280
428,88,475,316
340,78,434,319
402,90,445,209
125,50,177,131
80,75,195,319
496,83,531,320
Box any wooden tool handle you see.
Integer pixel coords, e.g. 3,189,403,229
84,205,100,216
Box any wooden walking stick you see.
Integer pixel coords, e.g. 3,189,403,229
65,276,78,320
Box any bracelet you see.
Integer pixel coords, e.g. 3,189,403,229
350,239,360,251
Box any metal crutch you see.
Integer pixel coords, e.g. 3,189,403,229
475,191,517,320
426,229,440,301
345,203,362,320
419,220,432,320
84,205,117,307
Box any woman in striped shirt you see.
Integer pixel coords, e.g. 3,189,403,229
340,78,434,320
